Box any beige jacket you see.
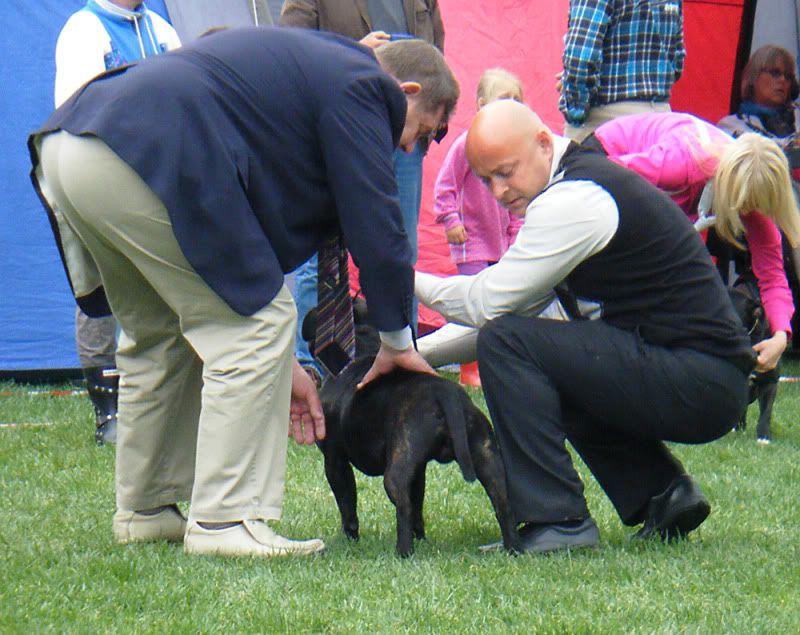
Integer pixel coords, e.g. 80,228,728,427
279,0,444,51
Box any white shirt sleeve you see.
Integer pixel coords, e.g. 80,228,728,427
54,11,181,108
415,179,619,328
149,12,182,51
54,12,111,107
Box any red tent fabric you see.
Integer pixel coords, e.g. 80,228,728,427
671,0,749,123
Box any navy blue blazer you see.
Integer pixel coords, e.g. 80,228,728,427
30,27,413,333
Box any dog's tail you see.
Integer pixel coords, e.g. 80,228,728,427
437,387,477,482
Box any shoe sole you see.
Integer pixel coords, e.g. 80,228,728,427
184,541,325,558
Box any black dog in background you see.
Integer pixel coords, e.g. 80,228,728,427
302,300,521,556
729,275,780,443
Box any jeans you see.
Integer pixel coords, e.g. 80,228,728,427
292,254,320,372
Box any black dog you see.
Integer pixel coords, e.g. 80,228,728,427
729,276,780,442
302,302,521,556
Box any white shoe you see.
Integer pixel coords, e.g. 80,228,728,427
184,520,325,558
113,506,187,544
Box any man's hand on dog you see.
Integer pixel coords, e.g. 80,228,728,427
357,344,437,390
289,359,326,444
753,331,788,372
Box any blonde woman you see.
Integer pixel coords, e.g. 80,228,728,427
587,111,799,371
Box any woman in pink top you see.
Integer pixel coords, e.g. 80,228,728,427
592,111,800,371
435,69,524,275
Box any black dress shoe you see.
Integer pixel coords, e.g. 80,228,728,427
518,518,600,554
479,518,600,554
634,474,710,541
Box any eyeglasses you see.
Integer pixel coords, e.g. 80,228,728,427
762,68,794,81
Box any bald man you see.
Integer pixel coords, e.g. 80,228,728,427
415,101,754,553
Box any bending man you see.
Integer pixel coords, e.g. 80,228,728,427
30,27,458,558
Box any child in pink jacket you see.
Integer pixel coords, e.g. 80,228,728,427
435,69,524,275
592,111,800,372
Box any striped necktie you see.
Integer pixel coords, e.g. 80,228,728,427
314,234,356,376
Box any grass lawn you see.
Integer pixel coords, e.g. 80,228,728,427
1,361,799,634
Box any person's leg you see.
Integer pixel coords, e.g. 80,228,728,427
75,309,117,368
75,308,119,444
38,132,200,542
477,315,748,526
394,145,424,334
292,255,322,381
40,132,202,507
38,132,322,554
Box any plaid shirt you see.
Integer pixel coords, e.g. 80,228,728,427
560,0,685,125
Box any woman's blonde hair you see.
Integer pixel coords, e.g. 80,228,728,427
476,68,523,108
713,132,800,248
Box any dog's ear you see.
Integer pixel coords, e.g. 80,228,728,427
301,307,318,350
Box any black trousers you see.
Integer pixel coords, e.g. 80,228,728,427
476,315,749,526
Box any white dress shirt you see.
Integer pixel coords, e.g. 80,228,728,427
415,135,619,328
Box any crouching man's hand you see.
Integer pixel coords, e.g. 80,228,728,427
357,344,436,390
289,358,326,444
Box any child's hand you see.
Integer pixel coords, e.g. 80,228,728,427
446,225,467,244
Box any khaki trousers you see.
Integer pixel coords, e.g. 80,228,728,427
564,100,672,142
37,131,295,523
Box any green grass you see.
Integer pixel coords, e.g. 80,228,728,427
2,362,800,634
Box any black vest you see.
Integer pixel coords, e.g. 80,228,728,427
556,143,755,372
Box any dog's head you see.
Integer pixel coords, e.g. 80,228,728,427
729,284,768,345
301,297,381,365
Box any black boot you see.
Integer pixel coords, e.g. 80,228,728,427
83,366,119,446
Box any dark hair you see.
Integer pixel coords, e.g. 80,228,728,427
374,40,460,123
741,45,800,102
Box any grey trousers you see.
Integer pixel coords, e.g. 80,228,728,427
37,131,295,523
75,307,116,368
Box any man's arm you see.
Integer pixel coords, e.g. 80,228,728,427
416,180,619,327
559,0,613,126
429,0,445,51
317,77,412,336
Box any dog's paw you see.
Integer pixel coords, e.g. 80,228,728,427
343,524,359,541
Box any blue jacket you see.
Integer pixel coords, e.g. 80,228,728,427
30,27,413,332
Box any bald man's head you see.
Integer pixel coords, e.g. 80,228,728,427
466,101,555,215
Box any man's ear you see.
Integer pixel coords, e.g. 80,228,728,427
536,129,554,159
399,81,422,96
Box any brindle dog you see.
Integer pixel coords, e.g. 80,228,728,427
303,302,521,556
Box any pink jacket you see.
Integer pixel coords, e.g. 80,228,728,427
434,131,522,265
595,112,794,335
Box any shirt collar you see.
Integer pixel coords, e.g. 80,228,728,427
548,134,572,185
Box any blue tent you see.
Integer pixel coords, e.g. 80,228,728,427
0,1,278,377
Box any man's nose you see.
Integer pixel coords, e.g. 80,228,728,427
491,179,507,200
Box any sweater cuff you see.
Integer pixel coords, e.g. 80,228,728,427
379,326,413,351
